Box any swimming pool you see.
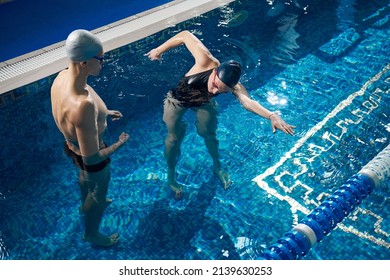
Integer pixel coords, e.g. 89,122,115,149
0,0,389,260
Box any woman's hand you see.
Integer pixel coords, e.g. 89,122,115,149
145,48,161,60
269,114,295,135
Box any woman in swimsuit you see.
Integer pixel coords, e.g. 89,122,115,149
147,30,294,199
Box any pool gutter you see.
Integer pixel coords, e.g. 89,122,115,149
0,0,235,95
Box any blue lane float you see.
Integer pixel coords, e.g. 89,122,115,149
258,144,390,260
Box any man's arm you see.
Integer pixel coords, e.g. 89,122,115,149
232,82,295,135
74,100,129,165
74,99,100,158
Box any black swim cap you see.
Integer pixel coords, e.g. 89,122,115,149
217,60,242,88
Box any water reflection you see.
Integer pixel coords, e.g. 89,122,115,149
271,13,300,67
0,231,10,259
336,0,357,30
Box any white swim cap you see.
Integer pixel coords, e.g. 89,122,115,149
65,29,103,62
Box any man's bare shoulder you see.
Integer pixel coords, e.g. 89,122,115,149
51,70,66,91
69,95,96,127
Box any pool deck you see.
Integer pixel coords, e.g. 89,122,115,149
0,0,234,95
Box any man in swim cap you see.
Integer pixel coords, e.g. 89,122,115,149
147,30,294,199
51,29,129,246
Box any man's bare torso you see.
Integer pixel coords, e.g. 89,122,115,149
51,69,108,145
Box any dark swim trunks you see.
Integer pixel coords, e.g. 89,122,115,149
64,142,111,173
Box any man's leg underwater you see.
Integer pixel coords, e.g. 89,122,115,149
80,168,118,247
79,170,111,213
79,170,89,203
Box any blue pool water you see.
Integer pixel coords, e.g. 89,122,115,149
0,0,389,260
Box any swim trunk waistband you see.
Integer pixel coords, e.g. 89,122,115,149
64,142,111,173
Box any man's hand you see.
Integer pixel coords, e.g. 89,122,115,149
66,140,81,155
107,110,123,121
118,132,130,144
